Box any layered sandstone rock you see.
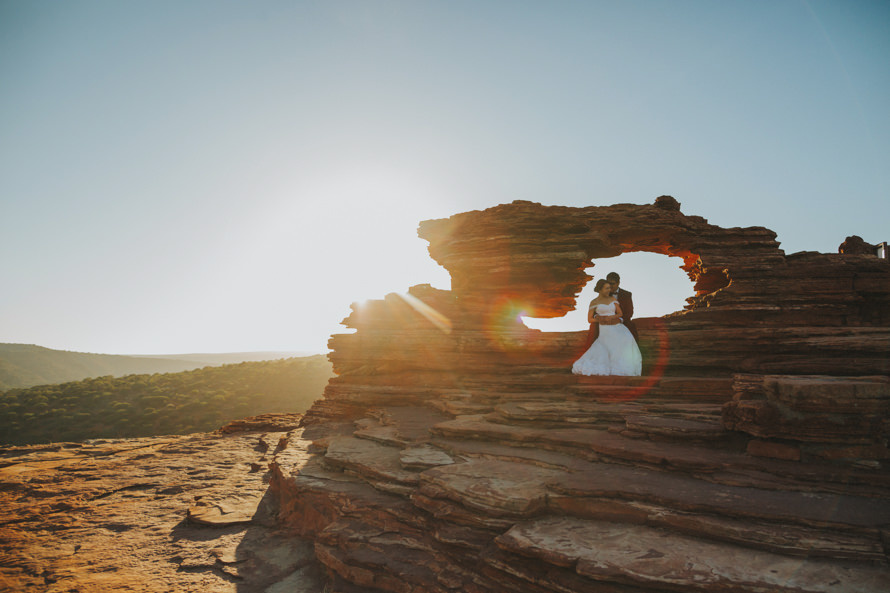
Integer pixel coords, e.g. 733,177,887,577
273,199,890,591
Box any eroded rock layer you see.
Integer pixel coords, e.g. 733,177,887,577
275,199,890,592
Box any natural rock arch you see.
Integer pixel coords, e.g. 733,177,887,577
332,197,888,377
523,251,697,334
416,196,761,325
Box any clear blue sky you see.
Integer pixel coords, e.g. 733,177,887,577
1,0,888,354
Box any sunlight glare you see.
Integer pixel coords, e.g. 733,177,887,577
396,292,452,334
146,160,457,352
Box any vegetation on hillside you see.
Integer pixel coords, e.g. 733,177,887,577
0,343,306,390
0,356,332,446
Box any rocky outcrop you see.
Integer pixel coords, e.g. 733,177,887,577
273,199,890,591
839,235,877,255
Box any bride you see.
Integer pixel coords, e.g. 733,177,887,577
572,279,642,376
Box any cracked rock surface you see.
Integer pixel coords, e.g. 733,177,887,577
0,414,322,593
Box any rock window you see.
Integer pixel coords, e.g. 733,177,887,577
522,252,695,332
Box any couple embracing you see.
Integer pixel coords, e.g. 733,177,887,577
572,272,642,377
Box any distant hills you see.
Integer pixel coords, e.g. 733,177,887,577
0,343,313,391
0,355,334,446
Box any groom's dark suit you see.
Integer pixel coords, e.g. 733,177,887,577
585,287,639,347
613,288,639,342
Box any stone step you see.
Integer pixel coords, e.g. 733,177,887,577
434,396,730,422
352,420,407,447
384,372,733,395
315,518,528,593
431,416,733,472
432,436,593,472
429,399,499,416
399,445,455,471
495,517,890,593
322,436,419,495
492,401,725,429
470,376,733,403
623,415,727,442
352,405,452,447
493,401,629,427
566,376,733,403
551,461,890,533
315,519,462,593
419,458,562,518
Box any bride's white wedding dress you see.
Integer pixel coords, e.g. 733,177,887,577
572,302,642,376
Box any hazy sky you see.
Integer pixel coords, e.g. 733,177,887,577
2,0,888,355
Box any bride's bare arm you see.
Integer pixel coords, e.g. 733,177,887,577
595,308,621,325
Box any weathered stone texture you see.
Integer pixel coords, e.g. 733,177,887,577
278,200,890,592
0,416,323,592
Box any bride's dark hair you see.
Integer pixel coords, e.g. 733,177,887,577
594,279,610,292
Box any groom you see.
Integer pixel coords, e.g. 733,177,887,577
606,271,639,342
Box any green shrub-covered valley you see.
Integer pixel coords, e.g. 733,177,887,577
0,356,332,446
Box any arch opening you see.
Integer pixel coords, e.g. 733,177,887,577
521,251,695,332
